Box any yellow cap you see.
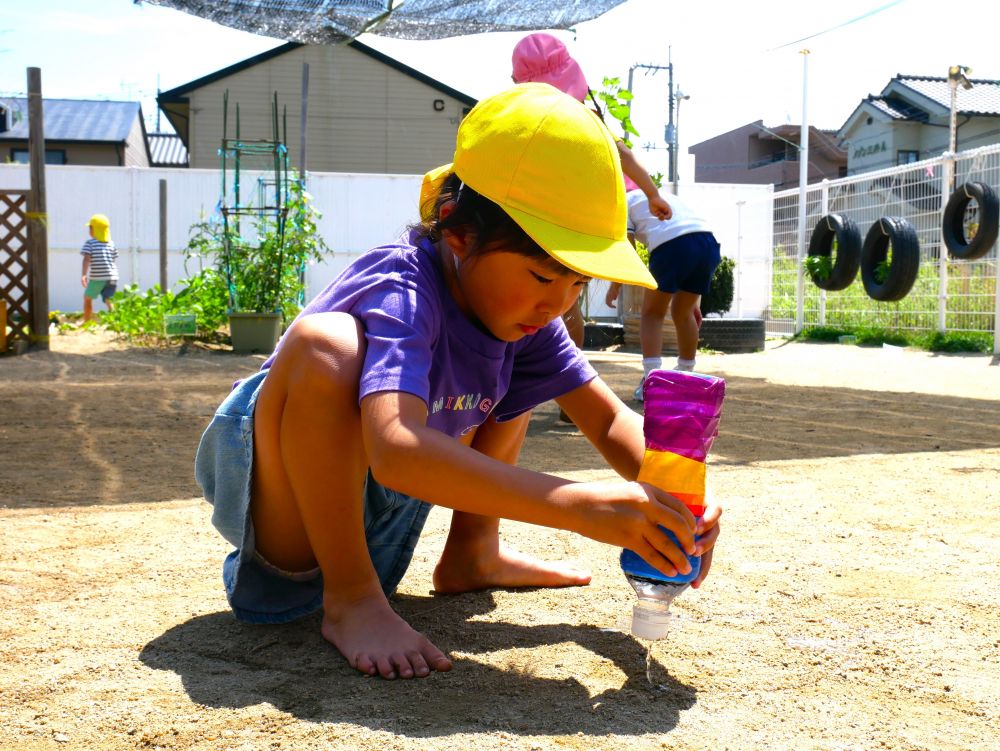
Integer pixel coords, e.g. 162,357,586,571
419,163,454,224
425,83,655,289
88,214,110,242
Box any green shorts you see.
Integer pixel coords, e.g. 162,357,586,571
84,279,117,301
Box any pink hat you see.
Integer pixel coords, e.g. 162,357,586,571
511,33,589,103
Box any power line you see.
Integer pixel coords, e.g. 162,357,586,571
769,0,906,51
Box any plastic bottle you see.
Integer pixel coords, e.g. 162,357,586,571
620,369,726,640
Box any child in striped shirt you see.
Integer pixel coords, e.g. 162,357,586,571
80,214,118,322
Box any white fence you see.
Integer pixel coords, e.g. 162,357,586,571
0,163,773,320
761,143,1000,353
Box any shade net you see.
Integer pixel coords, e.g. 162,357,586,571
142,0,629,43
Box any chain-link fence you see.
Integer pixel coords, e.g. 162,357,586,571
764,143,999,352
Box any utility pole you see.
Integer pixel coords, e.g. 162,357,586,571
627,56,674,177
795,49,810,335
666,47,675,185
947,65,972,165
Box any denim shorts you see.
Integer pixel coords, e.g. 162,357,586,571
648,232,722,295
194,369,432,624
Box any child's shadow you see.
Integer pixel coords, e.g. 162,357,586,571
139,590,696,737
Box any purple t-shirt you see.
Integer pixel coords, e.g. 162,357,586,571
263,230,597,438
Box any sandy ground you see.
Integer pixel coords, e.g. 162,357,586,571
1,330,998,751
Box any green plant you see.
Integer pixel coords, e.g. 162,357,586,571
633,239,650,266
210,177,330,316
102,176,329,341
797,324,991,353
595,76,639,148
872,241,894,284
805,253,833,281
873,260,891,284
701,256,735,316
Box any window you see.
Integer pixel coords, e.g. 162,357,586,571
10,148,66,165
897,149,919,165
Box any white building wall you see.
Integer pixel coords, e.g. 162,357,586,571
0,163,773,319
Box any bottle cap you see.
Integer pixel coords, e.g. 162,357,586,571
631,602,671,641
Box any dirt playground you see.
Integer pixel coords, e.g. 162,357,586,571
1,330,998,751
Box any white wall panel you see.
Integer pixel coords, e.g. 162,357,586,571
1,163,770,319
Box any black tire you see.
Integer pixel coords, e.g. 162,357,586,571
806,213,862,291
942,181,1000,260
860,217,921,302
697,318,765,353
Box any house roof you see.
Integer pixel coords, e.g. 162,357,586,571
866,97,918,120
158,39,477,106
893,74,1000,116
0,98,142,142
148,132,189,167
158,40,477,147
758,123,846,161
839,73,1000,139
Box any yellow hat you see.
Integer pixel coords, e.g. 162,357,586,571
424,83,655,289
88,214,110,242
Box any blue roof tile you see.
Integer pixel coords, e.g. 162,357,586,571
0,98,140,142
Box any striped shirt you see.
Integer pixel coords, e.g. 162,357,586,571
81,238,119,281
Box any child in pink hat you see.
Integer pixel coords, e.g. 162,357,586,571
511,32,590,102
511,33,671,221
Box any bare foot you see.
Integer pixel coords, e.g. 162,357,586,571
433,541,591,594
321,592,452,679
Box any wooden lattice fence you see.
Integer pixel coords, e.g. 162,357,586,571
0,190,30,350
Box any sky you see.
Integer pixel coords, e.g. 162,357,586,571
2,0,998,178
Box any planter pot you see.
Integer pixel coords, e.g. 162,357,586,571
228,312,282,354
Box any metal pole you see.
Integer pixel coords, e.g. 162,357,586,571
159,179,168,292
819,178,829,326
735,200,745,317
939,157,952,333
940,67,963,334
667,48,675,185
26,67,49,350
672,91,689,195
795,50,810,334
994,236,1000,356
948,73,959,157
300,62,309,174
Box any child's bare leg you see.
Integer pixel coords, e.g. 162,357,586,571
669,291,702,361
561,297,585,348
639,288,672,359
433,412,591,593
83,296,93,322
251,312,452,679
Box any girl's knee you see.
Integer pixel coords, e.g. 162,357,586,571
278,313,367,392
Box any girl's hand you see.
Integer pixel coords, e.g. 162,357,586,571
691,495,723,588
567,480,697,580
604,282,621,308
648,194,673,221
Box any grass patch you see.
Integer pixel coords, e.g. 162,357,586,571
797,325,993,353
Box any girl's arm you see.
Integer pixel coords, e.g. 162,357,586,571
616,141,672,220
81,255,90,287
558,376,723,578
557,376,645,479
361,390,697,579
